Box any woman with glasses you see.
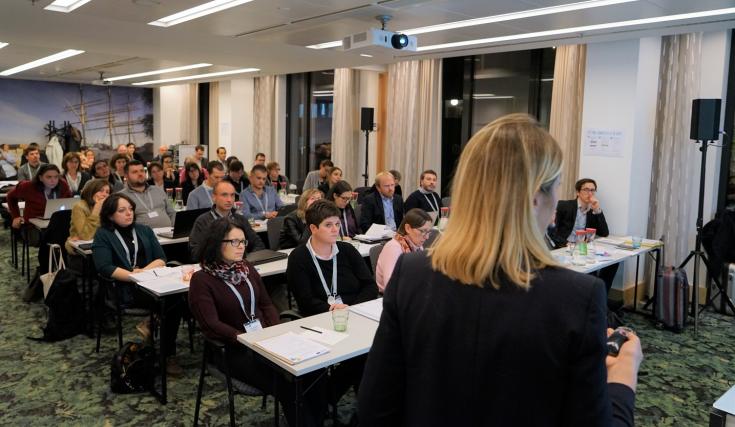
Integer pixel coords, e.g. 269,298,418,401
92,193,184,375
327,180,361,240
374,208,433,293
92,159,124,192
279,188,322,249
189,216,326,426
358,114,642,425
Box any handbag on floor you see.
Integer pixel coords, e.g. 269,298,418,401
654,266,689,332
111,342,155,394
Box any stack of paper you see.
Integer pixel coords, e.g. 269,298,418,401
355,224,394,242
349,298,383,322
254,332,330,365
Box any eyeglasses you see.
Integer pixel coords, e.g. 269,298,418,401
336,194,352,202
222,239,247,248
579,188,597,194
416,228,433,236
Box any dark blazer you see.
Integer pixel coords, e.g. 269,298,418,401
279,211,310,250
551,199,610,249
188,208,264,260
358,252,635,426
91,223,166,278
358,190,404,232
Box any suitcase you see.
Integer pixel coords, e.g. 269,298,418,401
654,266,689,331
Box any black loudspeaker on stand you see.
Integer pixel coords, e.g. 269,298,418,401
678,98,732,336
360,107,374,187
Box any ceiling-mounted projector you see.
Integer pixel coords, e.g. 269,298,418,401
342,28,417,52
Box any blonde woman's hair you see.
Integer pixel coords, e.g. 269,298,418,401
429,113,562,289
297,188,323,219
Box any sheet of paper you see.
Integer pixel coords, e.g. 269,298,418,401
137,276,188,294
349,298,383,322
365,223,388,237
299,327,348,346
255,332,330,365
129,270,158,282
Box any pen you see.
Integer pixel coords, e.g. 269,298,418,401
300,326,322,334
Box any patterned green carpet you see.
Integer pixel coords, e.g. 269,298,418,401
0,226,733,426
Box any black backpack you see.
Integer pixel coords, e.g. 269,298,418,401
110,342,156,393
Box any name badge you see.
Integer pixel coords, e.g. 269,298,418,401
148,211,159,218
244,319,263,333
328,295,343,305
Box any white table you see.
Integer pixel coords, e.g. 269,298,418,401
711,385,735,426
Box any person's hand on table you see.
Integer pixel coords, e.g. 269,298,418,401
264,211,278,219
329,303,349,311
606,328,643,392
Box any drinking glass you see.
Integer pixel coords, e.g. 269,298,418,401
332,308,349,332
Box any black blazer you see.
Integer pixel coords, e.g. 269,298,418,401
358,190,404,232
279,211,310,250
358,252,635,426
551,199,610,249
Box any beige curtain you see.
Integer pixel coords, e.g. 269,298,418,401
648,33,703,265
208,82,219,151
253,75,277,161
186,83,199,146
385,59,442,193
549,44,587,200
331,68,362,186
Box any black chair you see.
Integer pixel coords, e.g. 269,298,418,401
354,186,371,204
194,335,277,427
95,275,151,353
276,204,297,217
369,243,385,274
425,229,441,248
354,204,362,227
441,196,451,208
266,216,285,250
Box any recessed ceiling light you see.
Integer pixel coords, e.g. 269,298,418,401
0,49,85,76
149,0,255,27
418,7,735,51
360,54,373,58
132,68,259,85
104,63,213,82
0,42,8,49
44,0,94,13
306,0,638,49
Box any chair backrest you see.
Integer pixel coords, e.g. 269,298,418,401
266,216,285,250
45,209,73,247
424,229,441,248
354,203,362,227
277,204,297,217
441,197,451,208
369,243,385,273
354,186,371,205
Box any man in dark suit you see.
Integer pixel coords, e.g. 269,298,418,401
551,178,619,296
359,171,404,232
404,169,442,225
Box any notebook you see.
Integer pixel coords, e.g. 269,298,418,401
349,298,383,322
41,198,79,219
246,249,288,265
253,332,330,365
156,207,208,239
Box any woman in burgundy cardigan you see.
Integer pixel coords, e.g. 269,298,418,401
7,164,72,227
188,216,325,427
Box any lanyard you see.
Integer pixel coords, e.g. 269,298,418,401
222,276,256,322
423,192,439,213
306,239,338,299
114,228,139,268
44,188,56,200
131,188,154,212
253,190,268,213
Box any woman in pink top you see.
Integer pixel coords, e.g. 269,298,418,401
375,208,433,292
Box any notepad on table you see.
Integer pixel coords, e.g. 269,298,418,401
299,327,349,346
355,224,394,242
254,332,330,365
349,298,383,322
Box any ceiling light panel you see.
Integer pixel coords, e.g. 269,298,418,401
132,67,259,85
104,63,213,82
0,49,85,76
44,0,93,13
149,0,255,27
417,7,735,52
0,42,8,49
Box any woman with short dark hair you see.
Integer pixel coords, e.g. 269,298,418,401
189,216,325,426
181,162,204,205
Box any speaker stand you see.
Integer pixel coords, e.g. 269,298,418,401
362,129,371,188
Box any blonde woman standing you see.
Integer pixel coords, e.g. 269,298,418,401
359,114,642,426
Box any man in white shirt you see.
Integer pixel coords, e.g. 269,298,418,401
119,160,175,228
187,161,225,210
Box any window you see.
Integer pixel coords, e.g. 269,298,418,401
286,71,334,190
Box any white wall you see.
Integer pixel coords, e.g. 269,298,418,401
359,70,380,186
215,78,254,164
580,31,731,291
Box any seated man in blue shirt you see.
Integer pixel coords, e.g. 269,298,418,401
186,161,225,210
358,171,404,232
240,164,283,220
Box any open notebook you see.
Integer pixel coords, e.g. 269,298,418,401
252,332,330,365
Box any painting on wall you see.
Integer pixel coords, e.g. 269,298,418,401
0,78,154,161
